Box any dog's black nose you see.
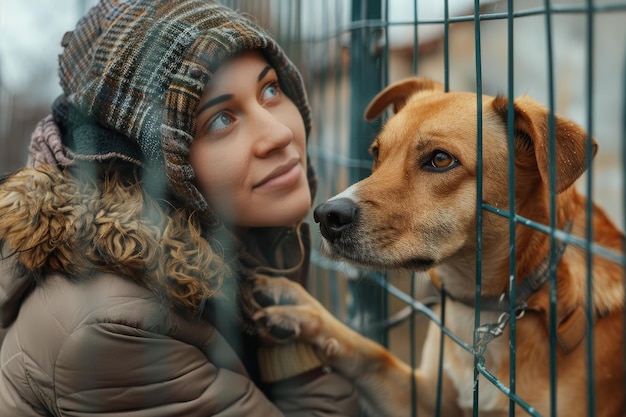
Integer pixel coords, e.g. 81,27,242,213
313,198,358,241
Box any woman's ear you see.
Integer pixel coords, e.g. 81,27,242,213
491,95,597,194
364,77,445,121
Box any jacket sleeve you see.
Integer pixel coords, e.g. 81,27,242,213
53,322,285,417
53,322,358,417
267,369,360,417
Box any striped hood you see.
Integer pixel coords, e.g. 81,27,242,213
56,0,312,213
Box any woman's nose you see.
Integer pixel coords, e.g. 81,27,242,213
251,106,293,156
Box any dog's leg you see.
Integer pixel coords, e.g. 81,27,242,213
251,275,461,417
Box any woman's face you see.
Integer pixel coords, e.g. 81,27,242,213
190,51,310,228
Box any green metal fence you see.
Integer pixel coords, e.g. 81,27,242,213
1,0,623,415
228,1,626,415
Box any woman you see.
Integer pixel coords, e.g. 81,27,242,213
0,0,357,415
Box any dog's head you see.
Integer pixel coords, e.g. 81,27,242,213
314,77,596,273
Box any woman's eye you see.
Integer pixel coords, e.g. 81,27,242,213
262,82,280,101
428,151,458,171
207,112,233,133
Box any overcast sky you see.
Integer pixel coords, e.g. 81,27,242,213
0,0,98,103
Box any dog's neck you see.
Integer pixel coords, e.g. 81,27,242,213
436,221,572,313
433,187,623,353
434,230,512,303
433,215,606,355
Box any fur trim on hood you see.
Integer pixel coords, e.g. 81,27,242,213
0,163,231,318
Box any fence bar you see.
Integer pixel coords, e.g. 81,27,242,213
347,0,387,346
412,0,418,74
373,3,626,27
584,1,597,415
410,273,418,417
409,3,419,415
472,1,484,415
476,362,541,416
541,1,559,415
435,288,447,417
506,1,517,416
402,0,418,385
443,0,450,91
349,0,383,182
300,5,626,49
484,205,625,264
439,3,451,413
622,16,626,405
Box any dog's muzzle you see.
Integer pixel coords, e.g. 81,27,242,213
313,198,358,241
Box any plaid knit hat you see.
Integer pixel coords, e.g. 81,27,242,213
56,0,312,212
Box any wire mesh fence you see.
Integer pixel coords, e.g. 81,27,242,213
242,1,626,415
1,0,625,415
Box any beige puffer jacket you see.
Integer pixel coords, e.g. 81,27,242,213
0,166,358,416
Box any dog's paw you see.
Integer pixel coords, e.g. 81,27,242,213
251,274,300,308
250,275,326,342
252,306,303,343
252,304,329,346
250,274,346,361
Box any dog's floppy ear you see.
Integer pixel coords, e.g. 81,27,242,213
492,95,597,194
364,77,445,121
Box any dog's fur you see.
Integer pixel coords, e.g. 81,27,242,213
253,77,625,416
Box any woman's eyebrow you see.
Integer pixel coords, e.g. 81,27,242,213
258,65,272,82
197,94,233,116
197,66,273,116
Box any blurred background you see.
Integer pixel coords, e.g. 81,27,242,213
1,0,625,407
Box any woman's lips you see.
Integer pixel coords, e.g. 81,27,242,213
254,159,302,191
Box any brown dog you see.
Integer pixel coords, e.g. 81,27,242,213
252,77,625,416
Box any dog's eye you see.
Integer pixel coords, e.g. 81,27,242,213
369,144,379,160
427,151,458,171
369,144,380,168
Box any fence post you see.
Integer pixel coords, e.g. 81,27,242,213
346,0,387,344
